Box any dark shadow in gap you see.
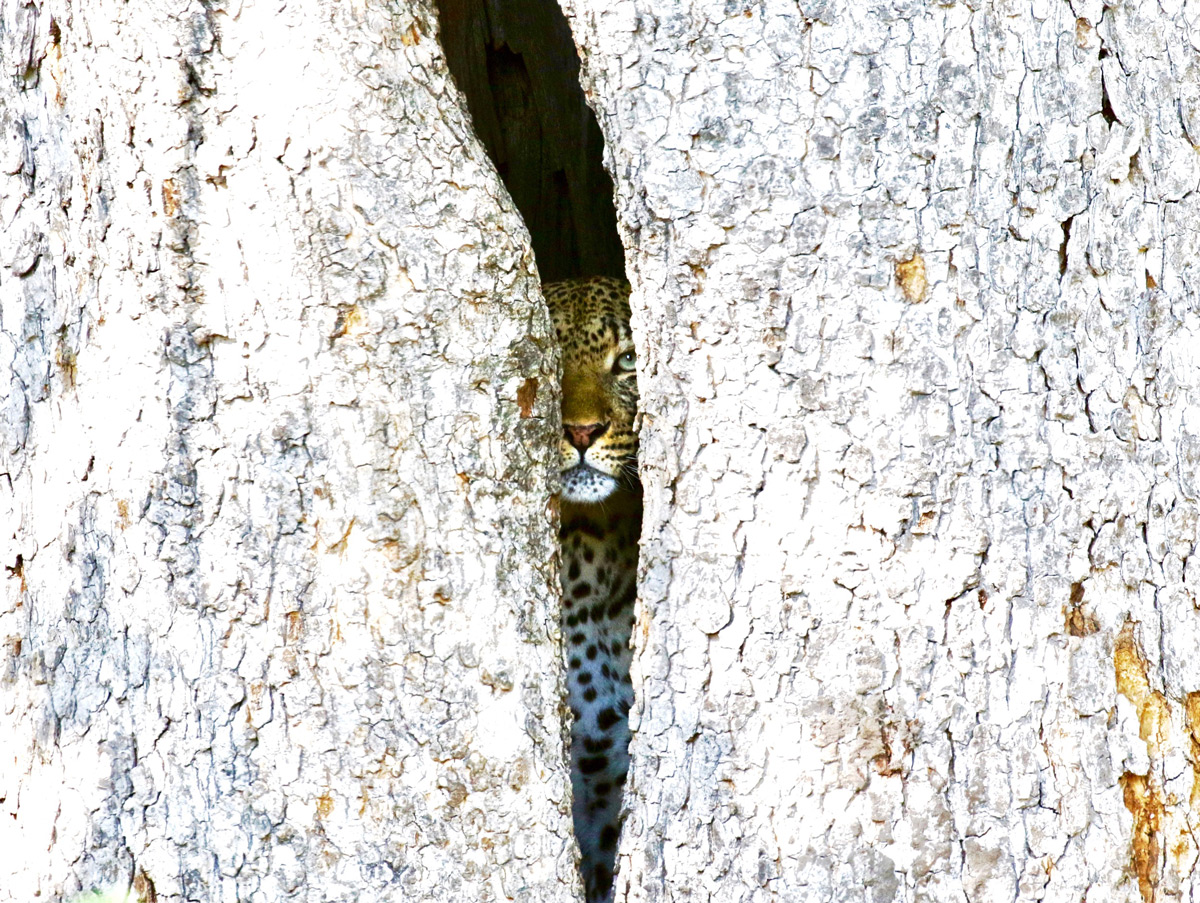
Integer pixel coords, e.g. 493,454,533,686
438,0,625,283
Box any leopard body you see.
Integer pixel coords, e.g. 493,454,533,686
544,277,641,903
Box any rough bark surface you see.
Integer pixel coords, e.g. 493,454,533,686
0,2,577,901
563,1,1200,901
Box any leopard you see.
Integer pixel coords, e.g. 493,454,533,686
544,276,641,903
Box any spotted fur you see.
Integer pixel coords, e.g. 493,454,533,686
545,277,640,903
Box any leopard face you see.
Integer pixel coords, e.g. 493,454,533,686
544,277,639,504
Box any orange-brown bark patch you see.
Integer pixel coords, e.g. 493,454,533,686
162,179,180,216
1075,18,1094,49
132,869,157,903
895,253,928,303
1064,581,1098,636
5,554,26,593
1186,692,1200,811
330,304,362,340
286,610,303,644
517,377,538,418
316,792,334,819
1115,622,1171,756
1120,772,1163,903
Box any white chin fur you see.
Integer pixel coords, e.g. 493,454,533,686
561,466,619,503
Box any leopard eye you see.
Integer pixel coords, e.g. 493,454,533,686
614,350,636,373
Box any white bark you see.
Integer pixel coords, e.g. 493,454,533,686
563,1,1200,901
0,2,576,902
9,0,1200,900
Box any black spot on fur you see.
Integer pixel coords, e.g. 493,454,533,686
597,707,620,731
577,671,592,685
567,520,602,539
592,864,612,893
579,755,607,774
600,825,618,850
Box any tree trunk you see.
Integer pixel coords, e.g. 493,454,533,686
0,2,575,901
7,0,1200,901
563,1,1200,901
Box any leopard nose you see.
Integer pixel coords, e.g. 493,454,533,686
565,422,608,451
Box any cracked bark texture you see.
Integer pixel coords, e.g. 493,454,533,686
562,1,1200,901
0,2,578,902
